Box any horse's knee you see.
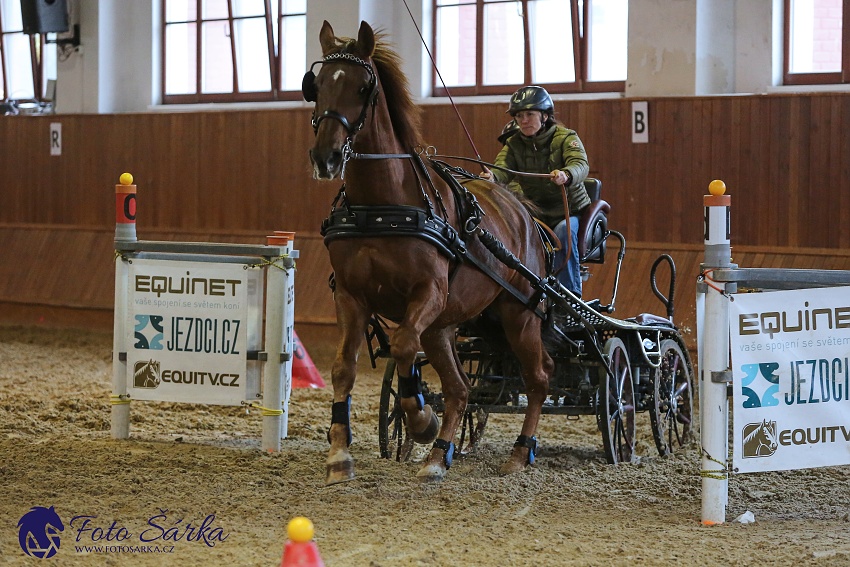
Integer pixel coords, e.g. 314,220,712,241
390,329,420,371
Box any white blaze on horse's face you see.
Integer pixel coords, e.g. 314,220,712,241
333,69,345,82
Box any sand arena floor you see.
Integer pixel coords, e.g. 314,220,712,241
1,323,850,566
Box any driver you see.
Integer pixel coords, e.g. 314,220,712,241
482,86,590,297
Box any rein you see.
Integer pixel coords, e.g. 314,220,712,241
351,150,553,180
429,154,554,180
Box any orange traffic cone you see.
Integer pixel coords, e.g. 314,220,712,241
292,331,326,389
281,516,325,567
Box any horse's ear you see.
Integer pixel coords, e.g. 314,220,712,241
319,20,336,55
357,20,375,57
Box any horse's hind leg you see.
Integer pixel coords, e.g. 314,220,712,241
499,305,553,475
326,291,369,485
415,326,469,481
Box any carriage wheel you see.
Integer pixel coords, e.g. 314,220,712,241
458,408,488,455
596,337,636,464
649,339,695,456
378,360,414,462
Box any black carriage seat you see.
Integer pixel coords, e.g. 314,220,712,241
577,178,610,264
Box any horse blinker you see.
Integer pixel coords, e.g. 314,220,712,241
302,70,318,102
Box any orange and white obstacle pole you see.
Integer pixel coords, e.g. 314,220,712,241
112,172,136,439
699,179,732,524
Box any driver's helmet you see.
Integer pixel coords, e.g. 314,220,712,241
507,86,554,117
497,120,519,145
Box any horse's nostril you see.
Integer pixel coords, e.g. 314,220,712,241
327,150,342,170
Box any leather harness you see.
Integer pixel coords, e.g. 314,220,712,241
321,154,551,318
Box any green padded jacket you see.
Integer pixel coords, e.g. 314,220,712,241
492,124,590,229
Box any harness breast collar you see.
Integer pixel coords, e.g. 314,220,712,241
321,153,474,262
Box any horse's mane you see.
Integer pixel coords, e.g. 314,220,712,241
327,32,423,150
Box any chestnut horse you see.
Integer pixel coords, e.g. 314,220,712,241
306,20,553,484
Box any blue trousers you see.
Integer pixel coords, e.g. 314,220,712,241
554,216,581,296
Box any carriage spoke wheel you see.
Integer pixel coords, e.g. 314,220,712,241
458,408,488,455
596,337,636,464
378,360,414,462
649,339,695,456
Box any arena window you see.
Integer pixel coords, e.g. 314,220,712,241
161,0,306,104
784,0,850,85
0,0,59,109
432,0,627,96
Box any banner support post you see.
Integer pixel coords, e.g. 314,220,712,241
700,179,733,525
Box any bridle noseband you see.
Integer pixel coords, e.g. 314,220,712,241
303,52,380,138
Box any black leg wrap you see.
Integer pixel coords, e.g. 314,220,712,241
397,364,424,410
514,435,538,465
328,395,352,446
432,438,455,469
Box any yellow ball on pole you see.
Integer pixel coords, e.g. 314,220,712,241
287,516,314,543
708,179,726,196
119,172,134,186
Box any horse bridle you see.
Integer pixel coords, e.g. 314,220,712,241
303,51,380,138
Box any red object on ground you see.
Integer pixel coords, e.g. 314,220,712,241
281,540,325,567
292,331,326,389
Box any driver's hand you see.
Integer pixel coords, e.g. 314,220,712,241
480,166,493,181
550,170,569,186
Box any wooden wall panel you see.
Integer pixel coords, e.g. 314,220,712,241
2,92,850,338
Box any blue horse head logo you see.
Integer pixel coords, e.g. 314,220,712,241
17,506,64,558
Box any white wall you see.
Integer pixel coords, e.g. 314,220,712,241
627,0,778,97
54,0,788,114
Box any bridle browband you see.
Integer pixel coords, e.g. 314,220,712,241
304,51,379,138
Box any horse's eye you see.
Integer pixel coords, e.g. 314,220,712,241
359,85,369,95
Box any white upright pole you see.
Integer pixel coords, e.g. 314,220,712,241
700,180,731,524
261,233,295,451
280,236,296,440
262,248,285,452
111,255,131,438
111,173,136,439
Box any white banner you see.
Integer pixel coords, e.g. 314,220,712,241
126,259,262,406
729,286,850,473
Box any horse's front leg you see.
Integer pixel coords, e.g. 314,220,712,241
326,290,369,485
390,285,445,449
416,326,469,481
499,305,554,475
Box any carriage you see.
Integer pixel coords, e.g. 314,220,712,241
364,177,696,466
306,20,695,483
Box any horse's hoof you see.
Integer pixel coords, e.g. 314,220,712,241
325,460,355,485
408,405,440,444
416,462,446,481
499,447,530,475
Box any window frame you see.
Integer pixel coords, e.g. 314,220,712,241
431,0,625,97
783,0,850,85
160,0,306,105
0,2,49,103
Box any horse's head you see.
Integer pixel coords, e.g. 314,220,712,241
304,21,380,180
